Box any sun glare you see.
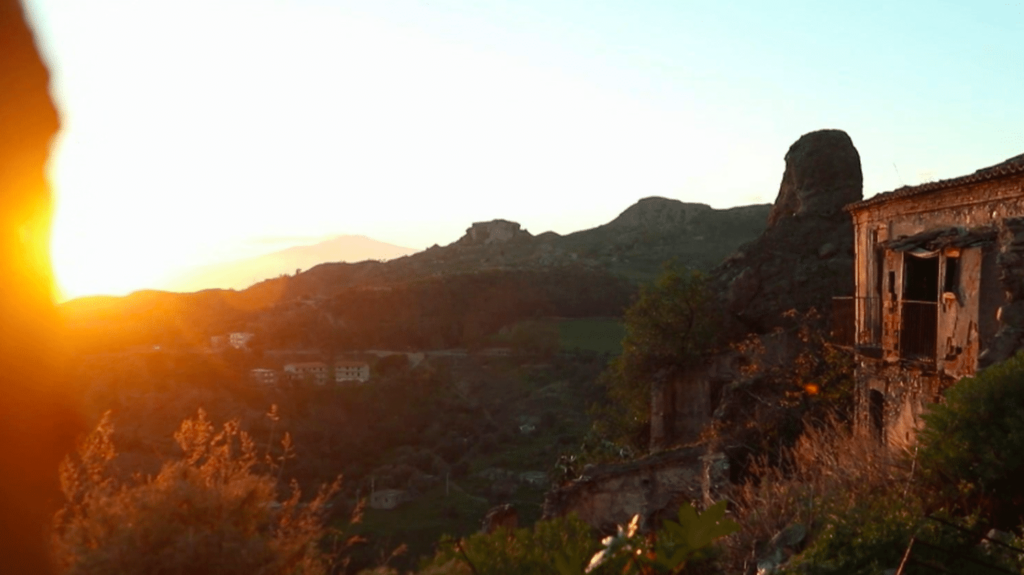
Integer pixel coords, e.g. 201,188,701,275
50,197,189,301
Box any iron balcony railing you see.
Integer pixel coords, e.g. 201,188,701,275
860,297,882,348
900,300,937,360
831,297,882,349
831,297,856,348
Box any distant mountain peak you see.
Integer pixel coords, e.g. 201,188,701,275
606,197,714,231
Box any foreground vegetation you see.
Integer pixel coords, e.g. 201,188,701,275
52,258,1024,574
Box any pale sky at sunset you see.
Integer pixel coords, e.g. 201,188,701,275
22,0,1024,300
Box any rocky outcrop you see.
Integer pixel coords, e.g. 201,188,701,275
713,129,863,335
604,198,714,231
376,200,770,281
458,220,532,246
767,130,864,227
548,130,864,528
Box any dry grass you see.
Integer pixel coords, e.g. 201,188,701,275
721,418,916,572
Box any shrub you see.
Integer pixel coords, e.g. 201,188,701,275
416,514,598,575
726,417,911,573
917,351,1024,525
53,410,339,575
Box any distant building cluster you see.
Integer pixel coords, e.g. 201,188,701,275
248,360,371,387
209,330,374,388
210,332,255,351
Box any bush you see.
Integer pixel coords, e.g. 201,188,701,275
416,514,598,575
918,351,1024,525
53,410,339,575
725,416,911,573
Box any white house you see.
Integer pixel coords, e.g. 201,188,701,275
284,362,330,385
229,332,255,350
249,368,277,386
335,360,370,383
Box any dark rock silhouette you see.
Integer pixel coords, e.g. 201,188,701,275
767,130,864,227
713,129,863,334
457,220,533,246
0,1,81,572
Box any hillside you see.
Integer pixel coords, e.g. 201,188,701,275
59,197,770,354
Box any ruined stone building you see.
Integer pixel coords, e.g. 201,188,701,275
838,153,1024,447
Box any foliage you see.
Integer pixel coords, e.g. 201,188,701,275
557,318,625,355
582,502,738,575
53,410,339,575
592,264,720,449
918,351,1024,525
410,502,735,575
649,501,738,573
619,264,719,392
416,514,598,575
507,320,561,356
785,492,922,575
703,311,855,482
723,416,912,572
788,501,1024,575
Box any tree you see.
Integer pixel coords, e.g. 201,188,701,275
593,264,720,450
53,410,339,575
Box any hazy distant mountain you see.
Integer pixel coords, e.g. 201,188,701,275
165,235,418,292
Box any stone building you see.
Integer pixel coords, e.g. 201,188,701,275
369,488,408,510
283,361,330,385
839,153,1024,447
249,368,278,386
334,360,370,383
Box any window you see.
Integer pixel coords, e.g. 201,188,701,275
904,253,939,302
944,255,960,294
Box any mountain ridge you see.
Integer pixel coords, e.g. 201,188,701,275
60,196,773,354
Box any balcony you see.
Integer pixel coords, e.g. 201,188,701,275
831,297,882,350
831,297,855,348
900,300,937,360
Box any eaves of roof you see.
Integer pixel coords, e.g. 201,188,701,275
846,153,1024,212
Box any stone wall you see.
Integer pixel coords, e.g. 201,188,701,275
984,217,1024,367
854,359,951,449
543,446,728,531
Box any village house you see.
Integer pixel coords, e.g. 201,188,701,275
283,362,330,385
837,153,1024,447
249,368,278,386
229,332,255,350
368,488,408,510
334,360,370,383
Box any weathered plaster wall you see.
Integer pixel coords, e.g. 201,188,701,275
850,174,1024,442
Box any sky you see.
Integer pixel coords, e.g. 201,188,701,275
21,0,1024,300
